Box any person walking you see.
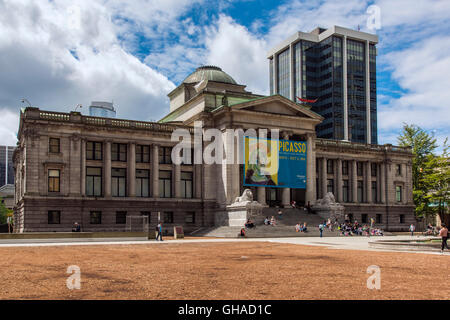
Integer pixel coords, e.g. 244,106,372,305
439,224,448,254
318,223,324,238
409,223,416,237
156,221,163,241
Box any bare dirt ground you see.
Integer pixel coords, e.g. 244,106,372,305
0,241,449,300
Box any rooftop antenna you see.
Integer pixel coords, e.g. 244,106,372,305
20,98,32,108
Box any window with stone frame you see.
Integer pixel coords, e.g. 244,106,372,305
48,211,61,224
86,141,102,160
342,160,349,175
136,145,150,163
86,167,102,197
90,211,102,224
48,169,60,192
112,143,127,162
49,138,60,153
115,211,127,224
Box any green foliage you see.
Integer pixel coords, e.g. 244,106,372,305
397,124,449,224
0,198,13,224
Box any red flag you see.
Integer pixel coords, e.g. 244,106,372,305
296,96,318,104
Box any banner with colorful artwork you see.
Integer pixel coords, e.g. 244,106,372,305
243,136,307,189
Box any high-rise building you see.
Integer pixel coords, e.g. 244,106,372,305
89,101,116,118
0,145,15,187
267,26,378,144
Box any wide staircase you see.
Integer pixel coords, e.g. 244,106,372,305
194,207,340,238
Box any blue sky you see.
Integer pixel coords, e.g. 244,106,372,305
0,0,449,150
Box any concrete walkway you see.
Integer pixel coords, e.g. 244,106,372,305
0,235,448,256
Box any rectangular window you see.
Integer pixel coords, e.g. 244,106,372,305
48,169,60,192
112,143,127,162
159,147,172,164
327,159,334,174
141,211,151,219
86,167,102,197
376,214,382,224
185,212,195,224
357,162,363,176
396,164,402,176
371,163,377,177
396,185,402,202
159,170,172,198
48,210,61,224
357,180,364,203
163,211,174,224
180,171,193,198
342,160,348,175
399,214,405,224
371,181,377,203
116,211,127,224
136,169,150,197
112,168,126,197
136,145,150,163
327,179,334,194
49,138,60,153
342,180,349,202
181,148,194,165
361,214,368,224
90,211,102,224
86,141,102,160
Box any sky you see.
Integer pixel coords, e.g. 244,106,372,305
0,0,449,149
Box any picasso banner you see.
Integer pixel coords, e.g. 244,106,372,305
243,136,307,189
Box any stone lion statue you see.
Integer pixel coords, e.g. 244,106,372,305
234,189,253,204
318,192,336,206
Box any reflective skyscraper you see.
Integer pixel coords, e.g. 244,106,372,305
267,26,378,144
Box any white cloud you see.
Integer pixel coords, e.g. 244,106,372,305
205,15,268,94
0,0,179,145
0,109,20,146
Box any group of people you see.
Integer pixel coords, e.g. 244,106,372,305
263,216,277,226
295,222,308,233
335,220,384,237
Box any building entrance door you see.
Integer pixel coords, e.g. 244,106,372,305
266,188,281,207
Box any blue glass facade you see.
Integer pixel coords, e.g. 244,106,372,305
270,35,377,144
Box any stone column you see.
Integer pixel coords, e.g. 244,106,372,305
257,187,266,206
104,141,111,198
366,161,372,203
382,163,387,204
128,142,136,197
336,158,343,202
281,132,291,208
81,139,86,196
305,133,316,204
194,164,202,199
352,160,358,202
174,163,181,198
321,157,327,199
343,35,349,141
152,144,159,198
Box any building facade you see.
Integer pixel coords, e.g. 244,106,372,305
268,26,378,144
0,145,15,187
13,66,414,233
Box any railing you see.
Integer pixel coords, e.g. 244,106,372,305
31,109,194,134
316,138,412,153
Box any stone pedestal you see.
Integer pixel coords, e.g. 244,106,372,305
215,189,263,227
312,192,345,222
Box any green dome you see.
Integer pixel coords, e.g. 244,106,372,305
183,66,237,85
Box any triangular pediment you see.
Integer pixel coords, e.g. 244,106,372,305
230,95,323,120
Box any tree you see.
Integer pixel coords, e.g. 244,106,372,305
397,124,437,218
0,198,13,225
422,139,450,226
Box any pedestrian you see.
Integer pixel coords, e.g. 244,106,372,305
6,215,12,234
439,224,448,254
156,221,163,241
277,209,283,220
319,223,324,238
409,223,415,237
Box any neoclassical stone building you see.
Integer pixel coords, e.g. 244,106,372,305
13,66,415,233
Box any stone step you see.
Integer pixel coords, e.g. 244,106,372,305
197,225,339,238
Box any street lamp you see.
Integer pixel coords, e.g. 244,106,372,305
20,98,32,108
74,104,82,112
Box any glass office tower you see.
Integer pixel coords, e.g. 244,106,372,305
268,26,378,144
0,146,15,187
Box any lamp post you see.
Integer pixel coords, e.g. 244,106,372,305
20,98,32,108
